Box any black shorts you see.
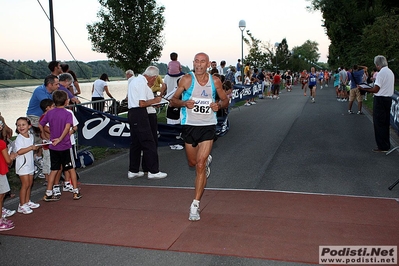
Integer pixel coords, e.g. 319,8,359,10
50,149,75,171
182,125,216,147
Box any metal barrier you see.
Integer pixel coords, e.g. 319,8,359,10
69,98,118,115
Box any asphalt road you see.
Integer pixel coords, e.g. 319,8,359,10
2,84,398,266
76,84,399,198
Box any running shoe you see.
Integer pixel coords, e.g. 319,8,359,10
73,192,82,200
189,202,200,221
206,155,212,179
170,144,184,150
0,220,14,231
2,207,16,218
43,194,60,202
348,110,354,114
17,204,33,214
1,217,14,226
53,185,61,196
357,111,364,115
63,182,74,192
127,171,144,179
148,172,167,179
27,201,40,209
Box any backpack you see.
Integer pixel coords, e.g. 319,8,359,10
75,150,94,168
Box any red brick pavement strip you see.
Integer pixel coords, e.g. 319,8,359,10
2,184,399,264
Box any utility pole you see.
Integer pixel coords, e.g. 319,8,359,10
49,0,56,61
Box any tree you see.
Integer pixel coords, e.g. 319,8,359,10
87,0,165,73
14,64,32,79
242,32,293,71
360,12,399,74
242,31,271,69
275,39,291,71
307,0,394,69
291,40,320,71
242,31,323,72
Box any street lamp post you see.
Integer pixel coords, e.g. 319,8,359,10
290,50,293,71
274,42,280,73
239,20,246,84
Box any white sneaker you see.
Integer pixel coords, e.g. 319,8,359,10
206,155,212,179
148,172,167,179
189,202,200,221
17,204,33,214
63,182,74,192
128,171,144,179
53,185,61,196
27,201,40,209
2,207,16,218
207,154,212,166
250,101,256,105
244,102,251,106
170,144,184,150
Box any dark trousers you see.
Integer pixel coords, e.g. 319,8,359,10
373,96,392,150
91,97,105,112
128,108,159,173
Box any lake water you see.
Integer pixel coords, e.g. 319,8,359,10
0,80,129,135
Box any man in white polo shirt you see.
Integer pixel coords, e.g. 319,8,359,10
358,55,394,152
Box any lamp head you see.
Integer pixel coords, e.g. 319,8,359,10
239,20,246,31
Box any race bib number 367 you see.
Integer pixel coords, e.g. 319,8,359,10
192,97,212,114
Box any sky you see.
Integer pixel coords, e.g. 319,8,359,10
1,0,330,68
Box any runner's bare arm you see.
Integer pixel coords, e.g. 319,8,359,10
210,76,228,111
170,74,195,109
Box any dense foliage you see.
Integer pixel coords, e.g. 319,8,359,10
87,0,165,74
307,0,399,74
0,59,123,81
242,31,323,72
0,59,191,81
